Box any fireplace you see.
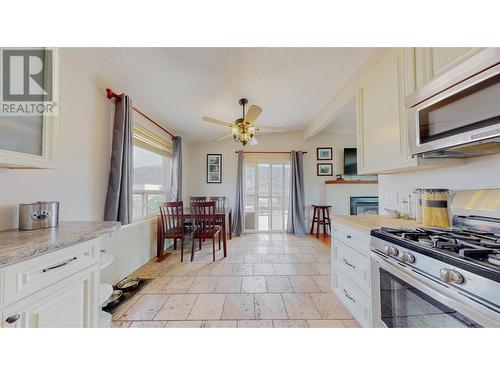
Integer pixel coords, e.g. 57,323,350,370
350,196,379,215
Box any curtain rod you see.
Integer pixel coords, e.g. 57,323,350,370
106,88,176,138
234,151,308,154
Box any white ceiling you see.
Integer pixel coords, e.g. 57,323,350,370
323,98,356,135
67,48,373,141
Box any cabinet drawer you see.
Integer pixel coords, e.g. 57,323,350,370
334,270,372,327
332,223,371,257
1,239,99,308
1,265,99,328
333,241,371,292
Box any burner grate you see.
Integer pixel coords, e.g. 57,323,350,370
379,226,500,268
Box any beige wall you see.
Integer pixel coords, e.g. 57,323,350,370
185,130,358,225
378,154,500,211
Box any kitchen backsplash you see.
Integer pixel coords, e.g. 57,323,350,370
378,153,500,212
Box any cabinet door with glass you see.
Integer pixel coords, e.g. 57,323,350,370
0,49,59,168
0,113,59,169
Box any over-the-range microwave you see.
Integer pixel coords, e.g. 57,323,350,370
406,48,500,158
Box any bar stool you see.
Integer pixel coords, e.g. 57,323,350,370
310,205,332,238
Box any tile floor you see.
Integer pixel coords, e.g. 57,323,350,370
111,233,360,328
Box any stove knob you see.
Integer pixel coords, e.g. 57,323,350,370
400,252,415,264
439,268,464,285
384,245,399,257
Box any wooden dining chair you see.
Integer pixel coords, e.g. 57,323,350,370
159,201,190,262
208,196,225,210
190,201,222,262
189,196,207,204
185,197,207,230
208,196,226,227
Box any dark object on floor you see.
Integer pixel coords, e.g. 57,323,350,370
104,290,123,309
116,277,141,293
103,278,153,315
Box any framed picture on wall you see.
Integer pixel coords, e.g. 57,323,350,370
317,147,333,160
207,154,222,183
317,163,333,176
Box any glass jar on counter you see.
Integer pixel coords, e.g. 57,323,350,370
422,189,451,228
413,189,424,223
399,197,409,220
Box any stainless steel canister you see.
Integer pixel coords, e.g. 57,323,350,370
18,201,59,230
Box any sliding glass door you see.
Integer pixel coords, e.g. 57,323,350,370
244,159,290,232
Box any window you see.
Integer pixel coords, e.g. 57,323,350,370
132,123,172,219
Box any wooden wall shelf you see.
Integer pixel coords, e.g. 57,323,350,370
325,180,378,185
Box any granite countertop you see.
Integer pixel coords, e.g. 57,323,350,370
0,221,121,268
332,215,421,234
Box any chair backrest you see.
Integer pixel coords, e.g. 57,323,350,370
189,196,207,205
159,201,184,235
191,201,217,233
208,196,225,211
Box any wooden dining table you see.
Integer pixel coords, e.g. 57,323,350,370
156,207,232,261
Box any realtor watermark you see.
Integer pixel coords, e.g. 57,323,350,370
1,48,59,116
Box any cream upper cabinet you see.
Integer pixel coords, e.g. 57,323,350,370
356,48,417,174
415,48,484,88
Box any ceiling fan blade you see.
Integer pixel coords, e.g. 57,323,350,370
203,116,233,127
255,126,298,133
244,105,262,124
217,132,234,141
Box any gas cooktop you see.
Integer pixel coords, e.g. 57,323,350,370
371,216,500,281
377,226,500,266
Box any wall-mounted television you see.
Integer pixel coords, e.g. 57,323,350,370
343,148,357,175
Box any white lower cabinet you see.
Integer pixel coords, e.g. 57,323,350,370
0,239,101,328
2,266,99,328
334,271,372,326
331,222,372,327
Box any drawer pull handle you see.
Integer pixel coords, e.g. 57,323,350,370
343,289,356,303
6,313,20,324
346,234,352,239
343,258,356,269
42,257,77,273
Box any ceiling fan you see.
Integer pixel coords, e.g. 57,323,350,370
203,98,284,146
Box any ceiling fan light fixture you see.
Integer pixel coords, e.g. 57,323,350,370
204,98,263,146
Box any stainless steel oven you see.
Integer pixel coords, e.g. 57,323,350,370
407,49,500,158
370,244,500,328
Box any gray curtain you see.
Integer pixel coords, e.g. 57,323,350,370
232,150,244,236
287,151,308,236
169,136,182,201
104,94,133,225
